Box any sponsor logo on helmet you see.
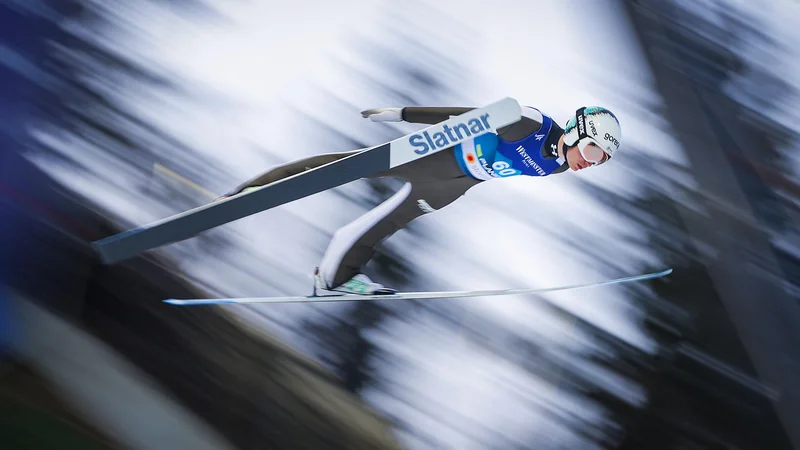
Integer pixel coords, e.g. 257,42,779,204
588,119,598,137
577,114,585,137
604,133,620,149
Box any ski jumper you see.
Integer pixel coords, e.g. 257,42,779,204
228,106,568,289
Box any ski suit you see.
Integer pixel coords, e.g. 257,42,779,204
228,105,568,289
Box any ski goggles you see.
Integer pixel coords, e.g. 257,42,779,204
573,108,610,166
577,139,609,165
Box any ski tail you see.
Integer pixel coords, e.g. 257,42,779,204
163,268,673,306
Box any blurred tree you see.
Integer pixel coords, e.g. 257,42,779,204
296,0,475,397
15,0,253,263
1,2,404,448
19,0,231,207
559,152,795,449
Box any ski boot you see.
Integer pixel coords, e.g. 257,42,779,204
312,267,396,296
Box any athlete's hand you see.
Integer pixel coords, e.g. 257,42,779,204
360,107,403,122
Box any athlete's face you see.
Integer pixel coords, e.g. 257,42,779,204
565,142,608,171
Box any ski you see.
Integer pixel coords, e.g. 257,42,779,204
162,268,673,306
92,97,522,264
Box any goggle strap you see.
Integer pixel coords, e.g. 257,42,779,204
575,107,588,141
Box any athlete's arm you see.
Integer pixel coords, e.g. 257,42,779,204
400,107,475,125
360,106,475,124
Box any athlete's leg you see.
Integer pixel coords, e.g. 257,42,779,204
317,150,479,289
225,149,363,196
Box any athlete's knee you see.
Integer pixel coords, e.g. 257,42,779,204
317,182,414,287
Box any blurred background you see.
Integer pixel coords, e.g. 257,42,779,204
2,0,799,448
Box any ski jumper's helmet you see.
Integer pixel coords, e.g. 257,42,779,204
563,107,622,165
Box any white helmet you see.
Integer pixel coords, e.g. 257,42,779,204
563,106,622,165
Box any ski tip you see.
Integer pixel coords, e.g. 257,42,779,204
163,299,188,306
163,299,238,306
643,268,673,280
